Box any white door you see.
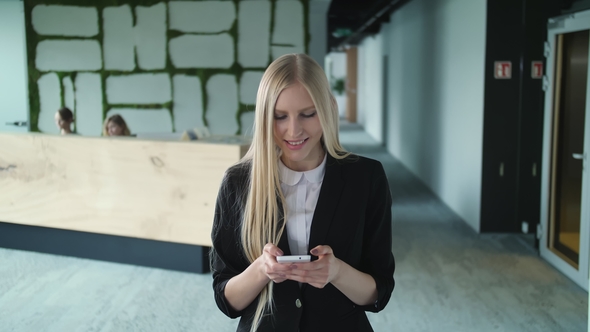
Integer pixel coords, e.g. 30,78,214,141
540,9,590,290
0,0,30,132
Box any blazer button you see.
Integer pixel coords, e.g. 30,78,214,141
295,299,302,308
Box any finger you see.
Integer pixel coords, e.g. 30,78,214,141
266,269,290,281
282,273,309,283
287,268,328,281
266,257,296,274
289,261,323,271
284,274,327,288
263,243,284,257
268,262,293,273
310,245,333,256
268,274,287,283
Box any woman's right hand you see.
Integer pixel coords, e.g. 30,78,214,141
223,243,290,312
259,243,290,283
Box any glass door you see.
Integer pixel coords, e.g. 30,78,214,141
541,10,590,290
549,30,587,268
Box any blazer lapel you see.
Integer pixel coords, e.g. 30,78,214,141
307,154,345,254
276,200,292,256
301,155,345,293
277,225,292,256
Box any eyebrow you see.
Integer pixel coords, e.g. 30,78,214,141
274,106,316,113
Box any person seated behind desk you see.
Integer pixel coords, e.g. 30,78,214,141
54,107,76,135
103,114,131,137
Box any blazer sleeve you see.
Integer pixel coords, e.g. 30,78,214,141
357,160,395,313
210,168,250,319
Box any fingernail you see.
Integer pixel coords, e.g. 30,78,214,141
310,249,318,255
277,250,284,256
290,264,297,269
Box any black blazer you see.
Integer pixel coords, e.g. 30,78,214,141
211,154,395,332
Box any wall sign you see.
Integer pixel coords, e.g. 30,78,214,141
531,61,543,79
494,61,512,79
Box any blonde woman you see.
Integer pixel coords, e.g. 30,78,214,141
102,114,131,136
211,54,395,332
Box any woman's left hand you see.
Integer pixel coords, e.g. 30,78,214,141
284,245,342,289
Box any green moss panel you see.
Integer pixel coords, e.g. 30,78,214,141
25,0,310,135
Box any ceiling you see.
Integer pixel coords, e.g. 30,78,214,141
327,0,410,51
326,0,590,52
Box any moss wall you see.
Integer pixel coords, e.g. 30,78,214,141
25,0,310,134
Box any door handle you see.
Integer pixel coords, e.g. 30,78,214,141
572,153,585,160
5,121,27,127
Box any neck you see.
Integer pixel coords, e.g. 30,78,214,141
61,128,71,134
282,147,325,172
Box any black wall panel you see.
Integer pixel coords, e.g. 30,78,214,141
480,0,563,234
481,0,525,232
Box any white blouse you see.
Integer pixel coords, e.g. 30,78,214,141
278,154,327,256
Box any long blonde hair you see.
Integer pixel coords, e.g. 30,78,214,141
102,114,131,136
240,53,349,331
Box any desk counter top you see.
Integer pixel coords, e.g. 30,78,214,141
0,133,249,247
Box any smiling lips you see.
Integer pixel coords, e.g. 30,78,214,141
285,138,308,150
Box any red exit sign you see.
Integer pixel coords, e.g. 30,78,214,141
532,61,543,79
494,61,512,79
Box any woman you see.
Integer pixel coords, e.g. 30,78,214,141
54,107,75,135
211,54,394,332
102,114,131,136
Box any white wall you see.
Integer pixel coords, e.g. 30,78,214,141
0,0,29,132
325,51,347,117
328,52,347,79
361,0,487,232
308,0,330,69
357,34,384,143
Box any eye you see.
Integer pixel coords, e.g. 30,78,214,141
301,111,316,118
274,114,287,120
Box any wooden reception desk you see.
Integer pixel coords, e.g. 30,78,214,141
0,133,249,272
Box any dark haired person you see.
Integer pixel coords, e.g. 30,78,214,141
54,107,75,135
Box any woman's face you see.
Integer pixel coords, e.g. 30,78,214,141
273,82,324,171
54,113,69,130
107,121,124,136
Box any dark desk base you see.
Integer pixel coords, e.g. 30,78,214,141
0,221,210,273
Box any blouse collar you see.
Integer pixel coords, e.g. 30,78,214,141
278,153,327,186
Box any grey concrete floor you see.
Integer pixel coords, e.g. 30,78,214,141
0,125,587,332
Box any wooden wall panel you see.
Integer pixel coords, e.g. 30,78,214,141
0,133,248,246
346,46,358,123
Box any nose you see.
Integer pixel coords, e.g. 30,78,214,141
287,117,303,137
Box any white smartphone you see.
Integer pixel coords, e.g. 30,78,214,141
276,255,311,263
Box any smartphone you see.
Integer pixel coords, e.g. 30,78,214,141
276,255,311,263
